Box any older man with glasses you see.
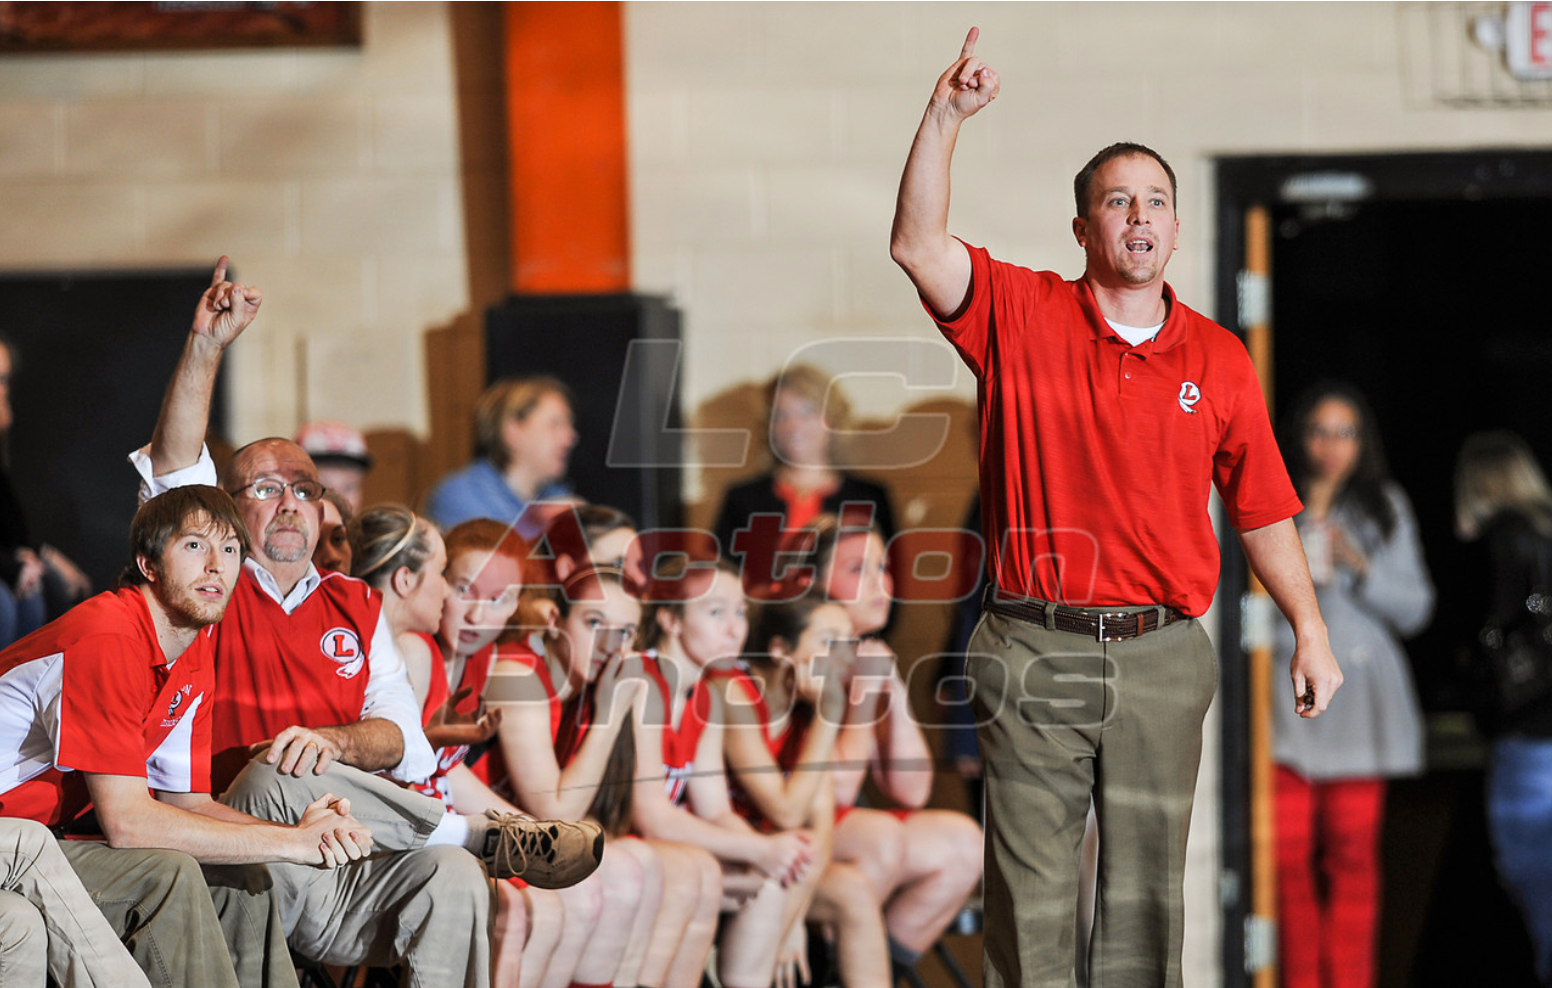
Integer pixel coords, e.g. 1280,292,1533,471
128,258,603,988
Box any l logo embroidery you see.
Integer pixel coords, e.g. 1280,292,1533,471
320,628,366,679
165,684,193,719
1178,381,1201,414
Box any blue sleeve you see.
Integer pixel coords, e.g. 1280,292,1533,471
426,470,483,530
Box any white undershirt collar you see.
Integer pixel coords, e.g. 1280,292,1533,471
1105,317,1164,347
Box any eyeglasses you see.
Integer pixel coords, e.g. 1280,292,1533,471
230,479,327,502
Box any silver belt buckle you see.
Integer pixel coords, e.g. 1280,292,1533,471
1096,612,1135,642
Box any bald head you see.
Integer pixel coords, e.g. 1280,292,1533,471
224,437,324,571
223,438,317,491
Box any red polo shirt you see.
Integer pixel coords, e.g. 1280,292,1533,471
933,243,1301,617
0,588,216,826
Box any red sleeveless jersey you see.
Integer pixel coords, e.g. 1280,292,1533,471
407,631,456,807
209,570,383,792
470,639,561,796
719,667,814,829
644,654,714,807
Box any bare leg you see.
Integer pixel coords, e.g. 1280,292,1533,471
831,809,908,905
610,840,664,987
808,862,890,988
716,877,789,988
879,810,983,953
661,846,722,988
518,887,565,988
539,877,602,988
570,850,645,987
719,845,822,988
493,880,530,988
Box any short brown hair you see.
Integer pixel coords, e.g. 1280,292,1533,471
474,376,574,470
1073,143,1178,219
120,486,251,588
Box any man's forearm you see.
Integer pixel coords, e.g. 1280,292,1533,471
149,332,223,476
1239,518,1327,641
321,719,406,773
93,780,311,865
890,107,960,265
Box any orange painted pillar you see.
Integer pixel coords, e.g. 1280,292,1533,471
503,2,629,293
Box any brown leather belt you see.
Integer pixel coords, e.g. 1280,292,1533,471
982,587,1185,642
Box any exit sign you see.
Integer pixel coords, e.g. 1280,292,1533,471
1508,1,1552,77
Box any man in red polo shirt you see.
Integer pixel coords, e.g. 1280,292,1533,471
890,29,1344,988
0,486,373,988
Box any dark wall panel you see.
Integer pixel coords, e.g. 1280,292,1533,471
0,270,226,591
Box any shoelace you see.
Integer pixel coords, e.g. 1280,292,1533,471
484,811,565,878
485,811,531,877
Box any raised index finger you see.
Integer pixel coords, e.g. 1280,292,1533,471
960,26,980,58
210,254,230,287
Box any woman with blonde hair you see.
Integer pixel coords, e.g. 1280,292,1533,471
427,376,579,532
1458,431,1552,985
713,364,894,591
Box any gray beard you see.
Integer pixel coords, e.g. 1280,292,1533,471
263,539,309,564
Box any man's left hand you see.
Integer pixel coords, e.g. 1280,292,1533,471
1290,637,1343,718
255,726,345,776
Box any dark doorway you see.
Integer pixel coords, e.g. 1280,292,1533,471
0,269,227,594
1216,151,1552,988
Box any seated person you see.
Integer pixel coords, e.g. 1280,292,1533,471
130,256,601,988
427,377,579,534
0,486,373,988
713,364,895,595
295,420,373,513
312,489,353,575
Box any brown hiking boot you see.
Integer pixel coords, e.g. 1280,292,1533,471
479,810,604,888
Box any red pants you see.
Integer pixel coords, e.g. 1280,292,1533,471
1273,766,1386,988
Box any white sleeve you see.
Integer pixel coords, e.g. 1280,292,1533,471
128,444,219,503
361,610,438,783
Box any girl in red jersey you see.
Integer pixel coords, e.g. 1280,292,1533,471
352,510,631,988
723,591,892,988
799,515,984,975
635,557,820,988
498,560,722,988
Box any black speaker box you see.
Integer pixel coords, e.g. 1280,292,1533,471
484,293,683,530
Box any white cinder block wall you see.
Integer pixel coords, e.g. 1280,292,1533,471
0,2,467,442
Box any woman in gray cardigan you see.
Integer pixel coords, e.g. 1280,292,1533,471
1271,382,1434,988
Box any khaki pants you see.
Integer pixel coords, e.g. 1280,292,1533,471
968,608,1216,988
1,817,157,988
221,757,494,988
59,839,294,988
